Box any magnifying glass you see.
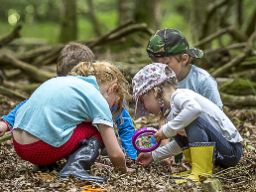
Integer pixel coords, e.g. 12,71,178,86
132,127,160,153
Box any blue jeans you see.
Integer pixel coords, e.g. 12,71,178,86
174,117,243,168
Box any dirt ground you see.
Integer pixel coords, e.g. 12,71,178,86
0,96,256,192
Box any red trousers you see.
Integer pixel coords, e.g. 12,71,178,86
13,122,103,166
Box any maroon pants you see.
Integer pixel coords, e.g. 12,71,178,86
13,122,103,166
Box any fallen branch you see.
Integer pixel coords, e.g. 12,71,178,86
0,24,22,48
228,27,247,42
16,45,56,62
212,51,250,77
200,0,229,39
11,21,152,66
87,20,135,47
219,78,256,95
221,93,256,107
230,69,256,80
195,26,233,48
0,53,54,82
3,80,39,93
32,45,63,66
212,31,256,77
205,42,247,55
88,22,153,48
0,85,27,100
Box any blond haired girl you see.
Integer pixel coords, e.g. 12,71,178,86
12,61,132,183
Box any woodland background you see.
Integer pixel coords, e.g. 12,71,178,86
0,0,256,191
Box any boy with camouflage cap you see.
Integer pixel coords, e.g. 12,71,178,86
147,28,223,109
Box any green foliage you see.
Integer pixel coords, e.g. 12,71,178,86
0,0,254,45
0,21,59,44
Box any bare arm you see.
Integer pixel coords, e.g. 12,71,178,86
0,121,8,137
98,125,127,173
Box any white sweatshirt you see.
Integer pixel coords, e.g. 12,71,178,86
152,89,242,161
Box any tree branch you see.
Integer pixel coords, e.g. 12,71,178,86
0,53,54,82
221,93,256,107
195,26,234,48
212,31,256,77
200,0,229,39
0,85,27,100
0,24,22,48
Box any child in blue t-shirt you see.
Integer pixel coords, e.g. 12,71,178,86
5,61,134,183
146,28,223,109
0,42,137,160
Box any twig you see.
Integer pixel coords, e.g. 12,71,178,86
0,85,27,100
0,24,22,48
16,45,56,62
200,0,229,39
221,93,256,107
194,26,233,47
205,42,247,55
0,53,54,82
88,20,135,47
32,45,63,66
212,31,256,77
88,22,153,48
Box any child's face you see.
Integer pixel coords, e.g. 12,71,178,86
153,56,186,80
141,90,161,115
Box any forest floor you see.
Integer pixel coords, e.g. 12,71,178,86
0,95,256,192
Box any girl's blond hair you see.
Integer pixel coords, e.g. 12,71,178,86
70,61,130,114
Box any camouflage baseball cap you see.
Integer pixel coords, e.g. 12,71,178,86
147,28,204,59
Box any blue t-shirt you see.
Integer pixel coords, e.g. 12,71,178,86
178,65,223,109
13,76,113,147
3,87,138,160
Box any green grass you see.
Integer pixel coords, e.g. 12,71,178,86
0,10,118,44
0,21,59,44
0,8,187,45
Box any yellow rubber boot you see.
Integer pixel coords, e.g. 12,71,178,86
172,148,191,177
183,147,191,164
174,142,214,184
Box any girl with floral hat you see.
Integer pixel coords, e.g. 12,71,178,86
133,63,243,182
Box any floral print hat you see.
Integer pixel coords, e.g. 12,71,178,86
132,63,177,118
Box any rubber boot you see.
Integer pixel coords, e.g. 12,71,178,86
172,147,191,177
174,142,214,183
59,137,106,183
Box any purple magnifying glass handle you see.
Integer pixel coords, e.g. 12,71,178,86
132,127,160,153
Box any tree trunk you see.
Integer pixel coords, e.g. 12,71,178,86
86,0,102,36
59,0,78,43
118,0,135,25
236,0,243,28
190,0,229,45
189,0,209,42
133,0,161,29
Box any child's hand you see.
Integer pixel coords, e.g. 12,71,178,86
0,121,8,137
154,129,167,142
136,152,154,166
